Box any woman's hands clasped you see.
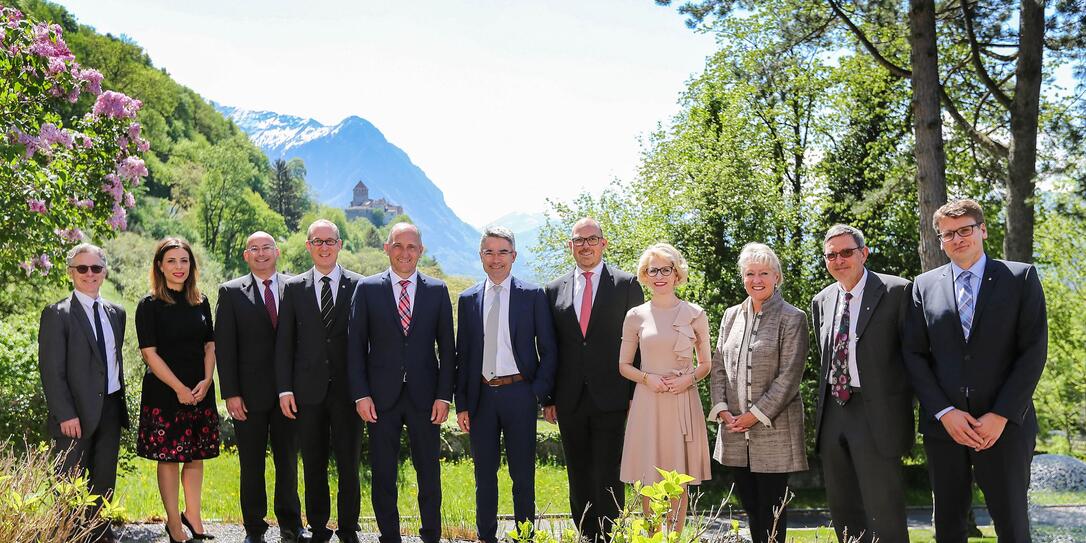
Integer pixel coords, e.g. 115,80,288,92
660,371,696,394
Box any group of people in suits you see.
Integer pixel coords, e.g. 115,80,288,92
37,197,1045,543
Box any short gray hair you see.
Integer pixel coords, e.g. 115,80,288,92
480,226,516,251
737,243,783,287
386,222,422,245
66,243,107,267
306,219,340,240
823,224,866,248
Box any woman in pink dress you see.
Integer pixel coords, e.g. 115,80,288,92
618,243,712,532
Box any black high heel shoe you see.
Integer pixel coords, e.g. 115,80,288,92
165,523,193,543
181,512,215,540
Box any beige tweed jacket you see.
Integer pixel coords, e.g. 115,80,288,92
708,291,809,473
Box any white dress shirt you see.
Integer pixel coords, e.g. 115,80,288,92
483,276,518,377
73,289,121,394
832,268,868,388
935,253,988,420
572,261,604,322
388,268,418,315
312,265,343,308
255,273,279,310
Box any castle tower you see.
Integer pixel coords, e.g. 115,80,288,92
351,181,369,207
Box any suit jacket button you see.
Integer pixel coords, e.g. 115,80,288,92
964,354,972,361
326,338,331,344
582,341,587,346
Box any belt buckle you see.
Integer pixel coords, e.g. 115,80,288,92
487,378,501,387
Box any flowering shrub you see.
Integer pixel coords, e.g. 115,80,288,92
0,6,148,278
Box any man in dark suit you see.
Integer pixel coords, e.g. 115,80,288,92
455,226,558,543
904,199,1047,543
811,224,913,543
38,243,129,543
347,222,455,543
275,219,364,543
543,218,643,542
216,231,306,543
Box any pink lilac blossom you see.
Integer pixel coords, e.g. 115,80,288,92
92,91,142,120
69,197,95,209
81,135,94,149
39,123,73,149
33,254,52,275
29,23,73,61
122,191,136,208
136,138,150,152
19,261,34,276
78,67,103,95
127,123,141,140
117,156,148,180
46,56,67,76
102,173,124,202
54,228,84,242
107,204,127,231
67,88,80,103
5,9,25,27
27,199,47,213
16,130,40,159
116,136,128,149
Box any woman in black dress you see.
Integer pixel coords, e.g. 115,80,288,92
136,237,220,543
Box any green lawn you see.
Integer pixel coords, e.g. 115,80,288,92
114,449,572,527
784,527,997,542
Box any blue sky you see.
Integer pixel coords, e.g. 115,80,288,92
53,1,718,227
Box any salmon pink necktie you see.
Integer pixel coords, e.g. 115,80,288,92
579,271,593,336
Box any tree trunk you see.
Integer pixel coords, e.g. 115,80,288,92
908,0,949,272
1005,0,1044,263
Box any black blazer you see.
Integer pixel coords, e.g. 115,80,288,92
274,267,361,404
215,272,290,412
903,257,1047,438
346,270,456,411
38,294,130,437
545,263,644,413
454,276,558,416
811,271,915,458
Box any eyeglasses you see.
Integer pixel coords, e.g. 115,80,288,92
69,265,105,274
481,249,514,257
246,244,276,254
571,236,603,247
307,238,340,247
937,223,981,242
824,247,864,261
646,265,674,277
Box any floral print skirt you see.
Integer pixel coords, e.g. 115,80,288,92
136,403,220,462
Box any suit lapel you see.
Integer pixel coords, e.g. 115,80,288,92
967,258,1000,343
69,295,103,365
556,271,579,335
855,272,885,339
246,274,274,328
819,292,836,374
937,265,967,344
474,282,486,344
584,265,613,339
302,269,322,319
508,277,520,344
333,271,354,325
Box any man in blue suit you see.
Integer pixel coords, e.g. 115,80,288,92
455,226,558,543
347,223,455,543
904,199,1047,542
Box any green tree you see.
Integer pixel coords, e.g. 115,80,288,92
270,157,310,231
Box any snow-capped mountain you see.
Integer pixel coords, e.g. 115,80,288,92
217,104,482,277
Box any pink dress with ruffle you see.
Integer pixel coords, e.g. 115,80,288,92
619,301,713,485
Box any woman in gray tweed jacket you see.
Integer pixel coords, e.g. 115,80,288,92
708,243,809,543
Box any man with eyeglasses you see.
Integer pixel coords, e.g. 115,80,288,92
543,218,643,542
39,243,129,543
903,199,1046,542
455,226,557,543
215,232,307,543
275,219,364,543
810,225,913,543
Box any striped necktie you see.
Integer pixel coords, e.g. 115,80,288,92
957,270,974,340
398,280,412,334
320,276,333,330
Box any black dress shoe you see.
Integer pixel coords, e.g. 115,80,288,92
336,533,360,543
180,512,215,540
242,534,265,543
165,524,193,543
280,528,310,543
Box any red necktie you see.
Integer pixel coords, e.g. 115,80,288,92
579,271,593,336
262,278,278,329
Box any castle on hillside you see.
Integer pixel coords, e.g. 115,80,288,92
344,181,403,222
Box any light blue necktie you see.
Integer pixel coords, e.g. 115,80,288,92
957,270,974,340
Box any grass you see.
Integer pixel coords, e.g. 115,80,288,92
783,526,997,542
114,449,572,525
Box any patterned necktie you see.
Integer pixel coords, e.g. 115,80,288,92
92,301,108,365
482,284,502,380
579,271,593,336
398,279,412,334
830,291,853,405
957,271,974,341
319,276,333,330
262,279,278,329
